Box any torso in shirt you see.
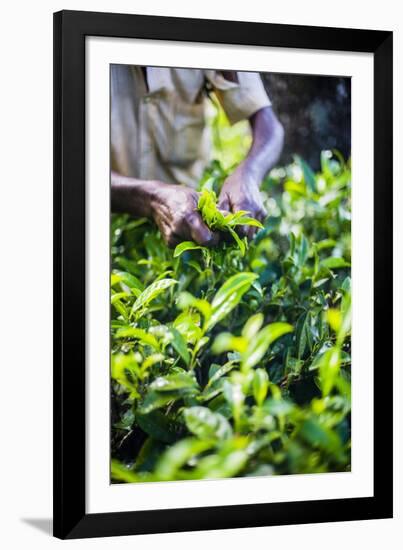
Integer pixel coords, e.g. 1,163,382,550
111,66,211,188
110,65,271,188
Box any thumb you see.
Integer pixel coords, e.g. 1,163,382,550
187,212,218,246
217,193,230,212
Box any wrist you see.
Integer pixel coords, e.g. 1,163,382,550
147,180,165,219
111,172,157,218
232,162,262,190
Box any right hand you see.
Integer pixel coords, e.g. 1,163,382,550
149,181,218,248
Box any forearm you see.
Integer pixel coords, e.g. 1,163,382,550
218,107,284,230
241,106,284,183
111,171,156,218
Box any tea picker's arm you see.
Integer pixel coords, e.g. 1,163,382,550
111,172,217,248
218,106,284,239
246,106,285,182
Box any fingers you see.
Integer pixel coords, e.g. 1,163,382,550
233,204,267,240
217,193,234,240
186,212,219,246
159,222,181,249
238,206,266,240
246,226,258,240
217,193,230,212
160,196,266,247
158,212,219,248
256,205,268,223
165,233,181,249
237,224,256,240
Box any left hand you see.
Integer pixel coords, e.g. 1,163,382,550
218,167,267,239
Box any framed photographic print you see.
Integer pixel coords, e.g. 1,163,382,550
53,10,393,539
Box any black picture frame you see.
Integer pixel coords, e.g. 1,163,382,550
53,9,393,540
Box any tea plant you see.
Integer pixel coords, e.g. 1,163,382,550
110,151,351,482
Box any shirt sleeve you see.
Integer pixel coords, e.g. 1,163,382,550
205,70,271,125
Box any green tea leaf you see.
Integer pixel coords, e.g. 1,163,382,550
136,411,182,443
111,270,144,292
131,278,177,318
243,322,293,370
222,379,244,429
319,347,341,396
321,257,350,269
229,216,263,229
155,438,215,480
139,391,180,414
176,292,212,322
228,227,246,255
242,313,264,340
173,311,202,344
300,418,342,454
167,327,191,366
212,333,247,354
184,406,232,440
197,188,262,253
263,398,294,417
111,460,141,483
253,368,269,406
149,371,198,393
173,241,203,257
295,312,313,359
298,234,309,266
192,448,248,479
115,327,160,350
296,155,317,193
111,299,129,320
208,272,258,330
206,361,237,389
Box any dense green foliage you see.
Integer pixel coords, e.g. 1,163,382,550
110,151,351,483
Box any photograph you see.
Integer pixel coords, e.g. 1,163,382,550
0,0,397,542
109,64,352,484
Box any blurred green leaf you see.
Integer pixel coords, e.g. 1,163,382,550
223,379,244,430
207,272,258,330
242,313,264,340
173,241,203,257
155,438,215,481
321,257,350,269
184,406,232,440
212,333,247,354
149,370,198,393
253,369,269,406
139,391,180,414
115,327,160,350
295,155,317,193
136,411,182,444
206,362,237,389
295,312,313,359
243,322,293,370
300,418,342,455
111,270,144,292
167,327,191,366
131,278,177,318
319,347,341,396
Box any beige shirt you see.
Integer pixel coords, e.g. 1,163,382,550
111,65,271,188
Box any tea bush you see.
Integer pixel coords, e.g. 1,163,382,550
110,151,351,482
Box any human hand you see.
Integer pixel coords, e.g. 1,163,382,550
150,181,218,248
218,167,267,239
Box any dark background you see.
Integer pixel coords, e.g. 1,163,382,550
262,74,351,170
